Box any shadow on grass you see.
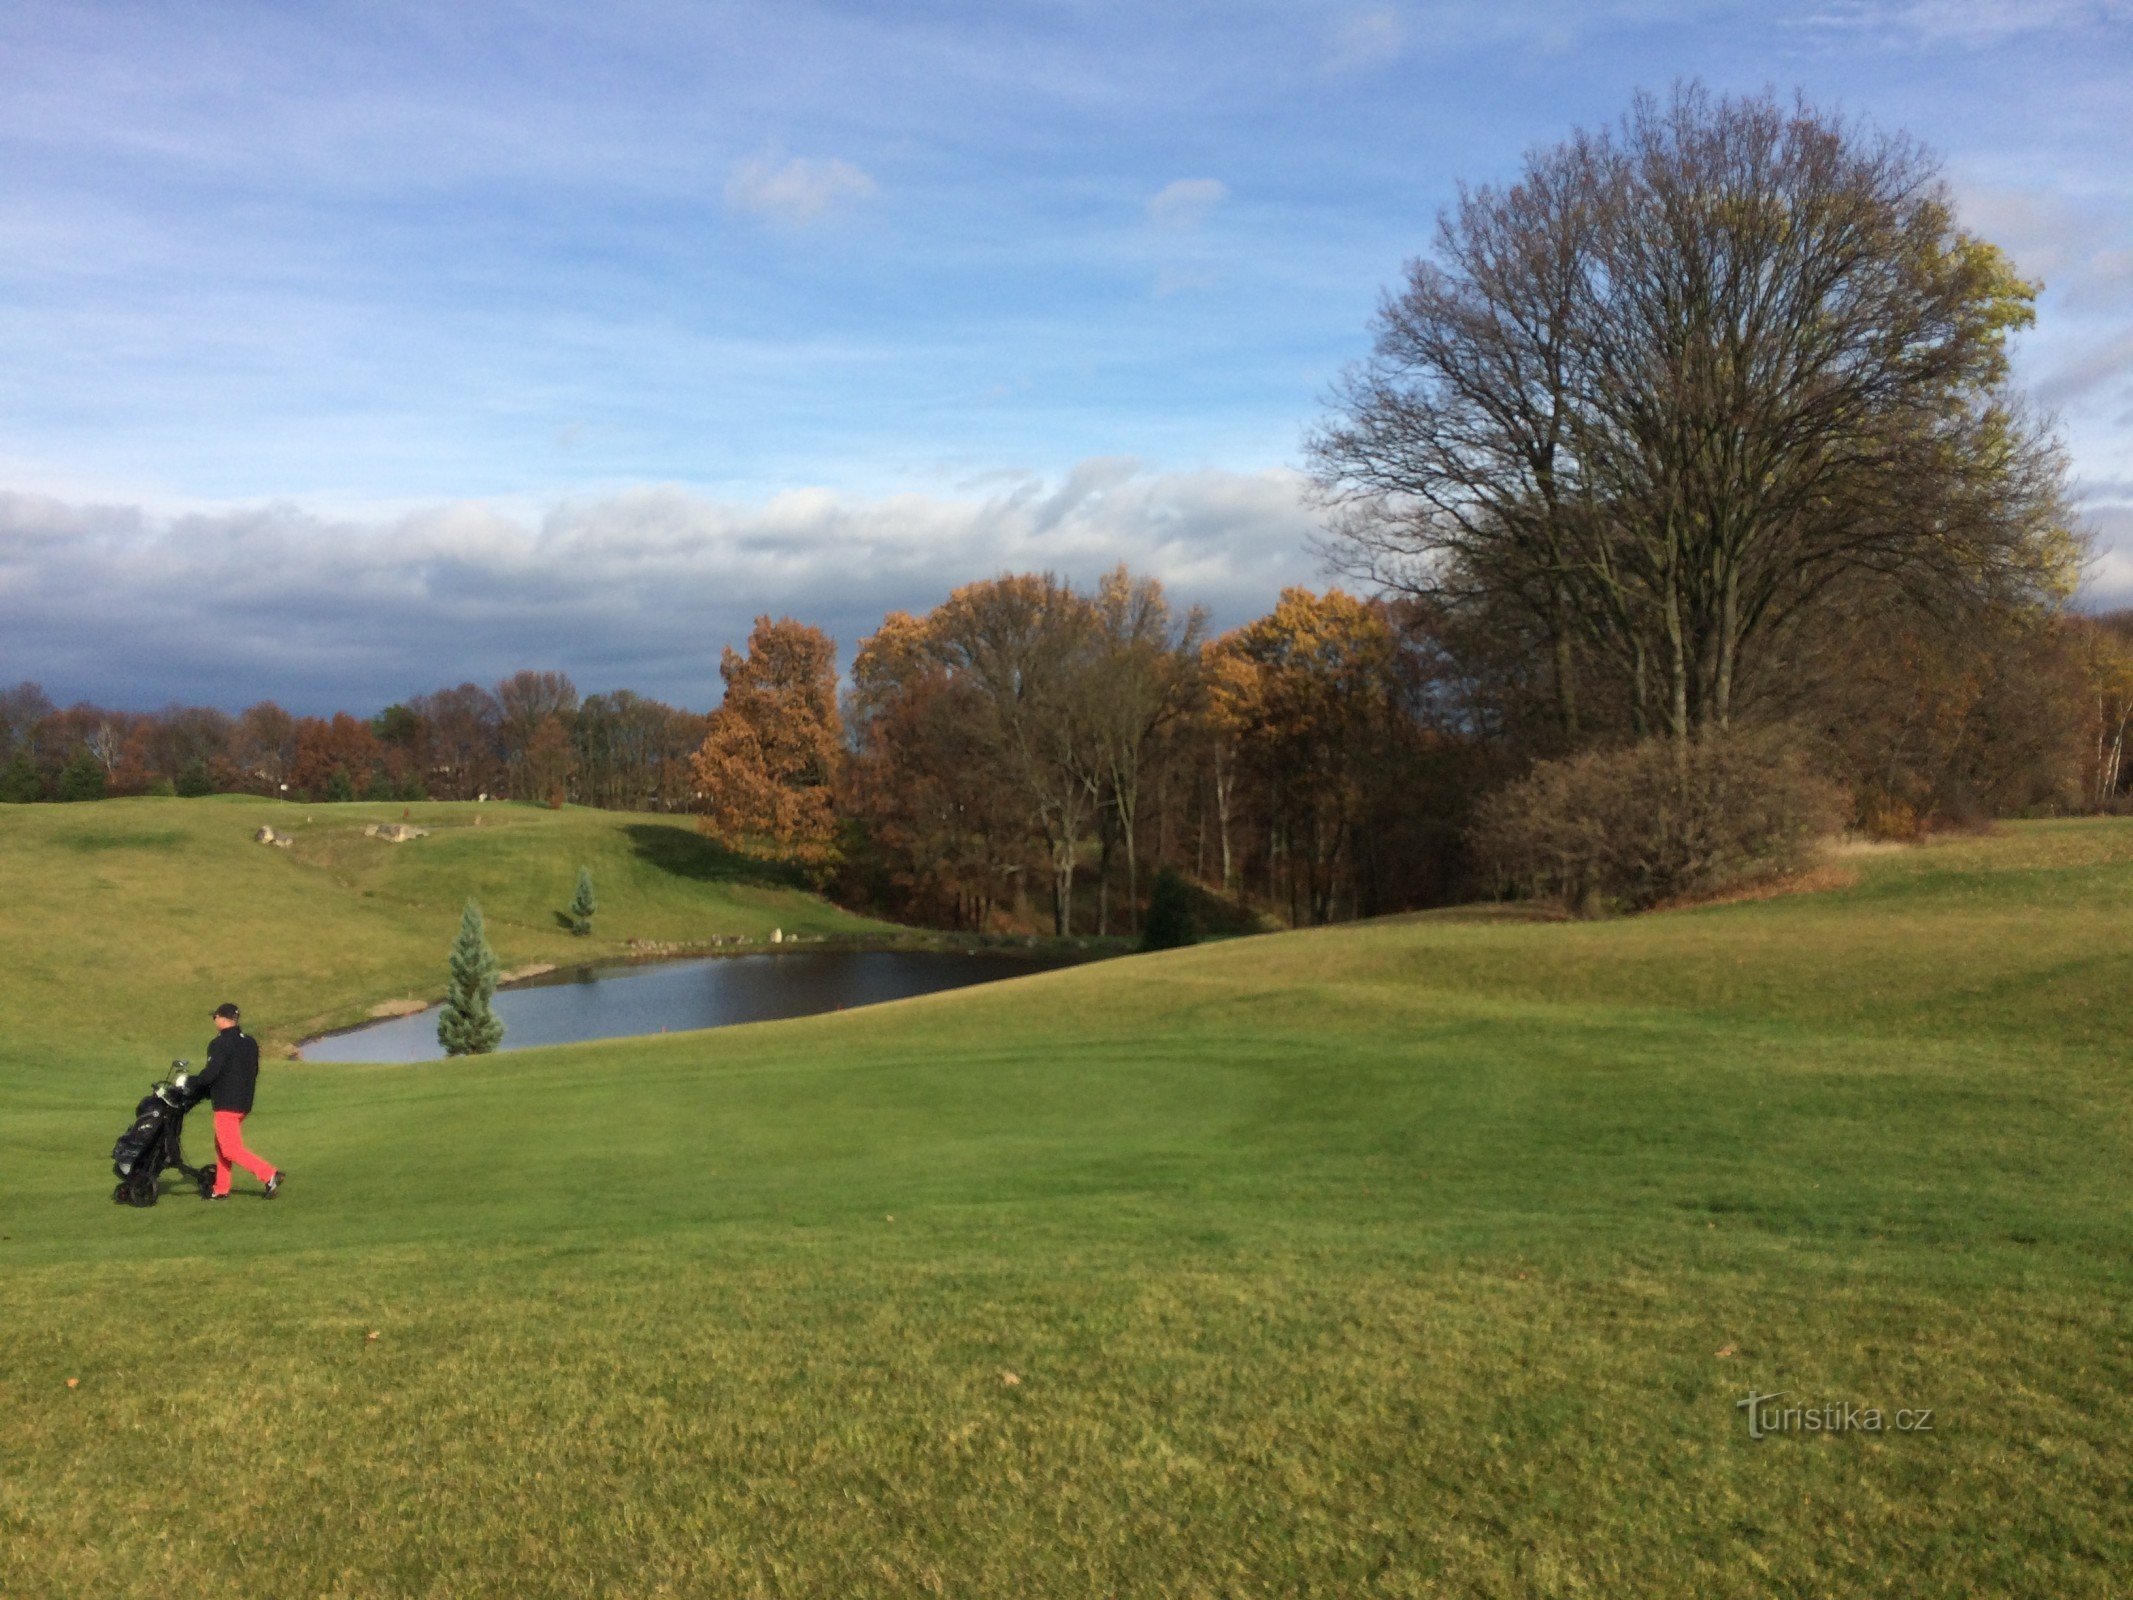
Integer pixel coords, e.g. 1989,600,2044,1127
623,823,801,889
59,828,189,853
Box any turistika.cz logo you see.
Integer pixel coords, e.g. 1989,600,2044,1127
1736,1391,1935,1440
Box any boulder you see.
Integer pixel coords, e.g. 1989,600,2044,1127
363,822,429,843
253,826,294,848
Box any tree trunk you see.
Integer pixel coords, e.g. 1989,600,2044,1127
1714,553,1740,731
1095,811,1114,938
1214,746,1236,895
1552,587,1581,741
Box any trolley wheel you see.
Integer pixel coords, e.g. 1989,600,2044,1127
197,1173,216,1198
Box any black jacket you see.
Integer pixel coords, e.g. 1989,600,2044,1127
195,1027,261,1113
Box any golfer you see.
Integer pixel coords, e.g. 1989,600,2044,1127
193,1002,284,1201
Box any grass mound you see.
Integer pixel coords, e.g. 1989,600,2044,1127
3,807,2129,1596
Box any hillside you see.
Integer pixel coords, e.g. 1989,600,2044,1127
3,811,2130,1596
0,795,894,1058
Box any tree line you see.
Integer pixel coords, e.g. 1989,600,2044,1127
0,674,707,810
6,86,2127,927
6,568,2133,930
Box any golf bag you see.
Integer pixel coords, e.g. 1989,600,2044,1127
110,1065,214,1207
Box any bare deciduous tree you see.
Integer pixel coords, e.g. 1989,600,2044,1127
1309,84,2078,770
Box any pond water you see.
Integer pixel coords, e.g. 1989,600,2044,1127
299,948,1085,1063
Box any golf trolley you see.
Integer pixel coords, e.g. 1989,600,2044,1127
110,1064,216,1206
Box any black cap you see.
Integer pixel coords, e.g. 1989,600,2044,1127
212,1002,241,1020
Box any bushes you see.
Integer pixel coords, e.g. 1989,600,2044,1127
1140,868,1198,951
56,750,107,802
1474,729,1846,912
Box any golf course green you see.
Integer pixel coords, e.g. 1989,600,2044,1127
4,798,2129,1596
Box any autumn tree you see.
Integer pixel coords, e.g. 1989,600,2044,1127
842,611,1029,928
923,576,1105,935
289,713,383,800
692,617,843,872
1310,83,2077,769
524,714,577,807
577,690,705,811
2071,615,2133,809
1086,567,1204,933
407,683,502,800
496,670,578,794
1208,589,1400,924
233,701,299,794
0,682,55,758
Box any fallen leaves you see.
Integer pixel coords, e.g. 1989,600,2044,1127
1715,1345,1737,1359
999,1371,1021,1387
65,1378,79,1390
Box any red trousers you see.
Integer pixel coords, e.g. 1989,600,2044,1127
211,1110,277,1197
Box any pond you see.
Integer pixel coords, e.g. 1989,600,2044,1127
297,948,1085,1062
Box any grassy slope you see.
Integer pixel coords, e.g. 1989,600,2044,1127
3,807,2130,1597
0,796,893,1058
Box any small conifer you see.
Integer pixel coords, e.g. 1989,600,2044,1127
438,900,505,1056
568,867,596,935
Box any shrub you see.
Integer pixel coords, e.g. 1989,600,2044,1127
1140,868,1199,952
56,750,107,802
0,750,40,803
1473,728,1846,912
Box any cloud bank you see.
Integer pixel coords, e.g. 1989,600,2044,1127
0,463,1321,713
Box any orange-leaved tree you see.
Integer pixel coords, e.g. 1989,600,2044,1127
692,617,843,873
1209,587,1398,924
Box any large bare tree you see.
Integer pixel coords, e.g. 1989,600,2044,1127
1309,84,2077,766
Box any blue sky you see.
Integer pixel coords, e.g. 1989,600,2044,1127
2,0,2129,710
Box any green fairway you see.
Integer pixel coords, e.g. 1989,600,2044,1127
3,804,2129,1596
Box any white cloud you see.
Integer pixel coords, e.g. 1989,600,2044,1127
1804,0,2133,45
724,149,879,227
1952,182,2100,283
0,466,1321,711
2081,507,2133,608
1146,178,1229,232
1324,7,1407,74
2035,328,2133,408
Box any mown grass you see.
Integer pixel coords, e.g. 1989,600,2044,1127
0,796,892,1055
2,805,2129,1596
